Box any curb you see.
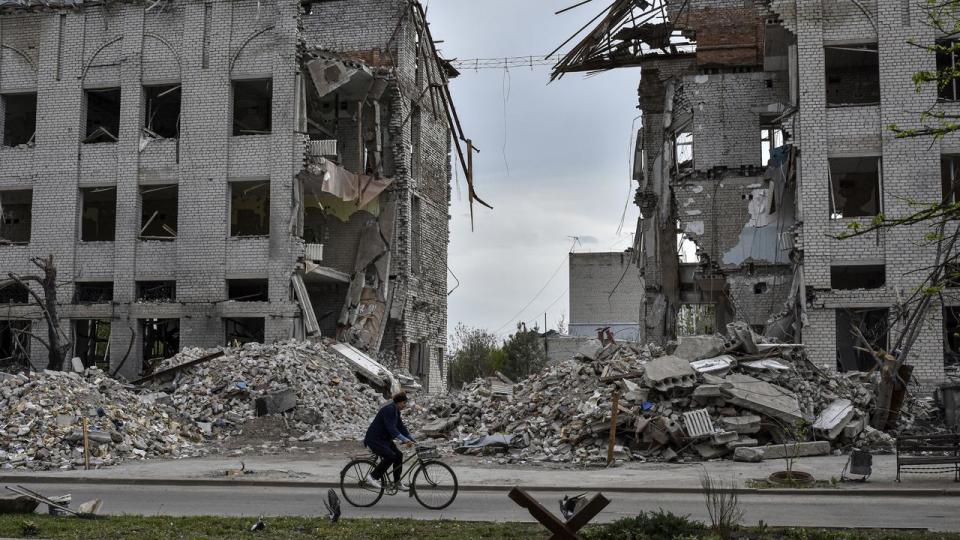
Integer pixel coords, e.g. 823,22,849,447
1,476,958,497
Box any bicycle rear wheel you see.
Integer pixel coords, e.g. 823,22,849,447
412,460,458,510
339,458,384,507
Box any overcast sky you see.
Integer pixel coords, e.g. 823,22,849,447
425,0,642,340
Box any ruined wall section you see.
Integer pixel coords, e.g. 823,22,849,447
569,252,644,340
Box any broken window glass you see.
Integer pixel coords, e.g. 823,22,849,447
824,44,880,107
829,157,881,219
0,189,32,244
2,93,37,147
140,184,178,240
225,317,265,345
74,319,111,370
74,282,114,304
678,304,716,336
0,282,29,304
937,40,960,101
81,187,117,241
674,132,693,173
84,88,121,143
835,308,888,372
143,84,181,139
942,155,960,204
232,79,272,135
830,265,885,290
137,281,176,302
230,181,270,236
142,318,180,369
227,279,269,302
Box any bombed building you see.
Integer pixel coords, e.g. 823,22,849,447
553,0,956,390
0,0,474,393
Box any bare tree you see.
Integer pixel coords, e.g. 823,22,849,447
1,255,70,371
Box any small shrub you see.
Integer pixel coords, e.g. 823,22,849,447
586,508,705,540
20,520,39,537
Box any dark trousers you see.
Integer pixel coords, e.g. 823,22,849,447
367,440,403,483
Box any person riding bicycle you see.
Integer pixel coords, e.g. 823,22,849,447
363,391,415,491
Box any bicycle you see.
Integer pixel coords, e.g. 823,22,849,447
339,444,458,510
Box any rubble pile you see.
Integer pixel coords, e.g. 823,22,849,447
0,369,201,470
415,324,936,465
144,340,385,444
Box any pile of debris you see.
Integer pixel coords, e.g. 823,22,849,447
0,369,201,471
140,340,386,444
414,323,937,465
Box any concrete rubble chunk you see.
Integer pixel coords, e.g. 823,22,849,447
813,399,855,440
689,355,734,376
719,373,803,424
748,441,831,460
673,336,726,361
643,355,697,391
255,388,298,416
719,415,762,434
692,384,723,399
733,446,764,463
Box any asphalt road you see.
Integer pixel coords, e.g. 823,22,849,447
8,483,960,532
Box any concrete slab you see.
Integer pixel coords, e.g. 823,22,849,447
643,355,696,391
813,399,855,440
720,415,762,434
748,441,831,460
673,336,726,360
719,374,803,424
690,355,734,376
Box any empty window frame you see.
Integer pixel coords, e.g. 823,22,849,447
2,93,37,147
0,319,30,361
81,187,117,241
224,317,265,345
140,184,178,240
678,304,716,336
74,319,111,370
84,88,121,143
0,282,29,304
830,265,885,290
137,280,176,302
230,181,270,236
409,342,427,378
74,281,114,304
227,278,269,302
760,116,784,166
232,79,272,135
674,132,693,173
0,189,32,244
836,308,888,372
142,318,180,367
937,39,960,101
829,157,882,219
946,263,960,288
944,306,960,367
824,44,880,107
942,155,960,204
143,84,181,139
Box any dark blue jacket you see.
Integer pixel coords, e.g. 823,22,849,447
364,401,413,445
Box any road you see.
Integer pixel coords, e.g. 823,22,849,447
8,483,960,531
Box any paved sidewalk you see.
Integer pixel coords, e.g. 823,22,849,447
2,452,958,495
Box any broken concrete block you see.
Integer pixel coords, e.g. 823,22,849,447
71,357,84,373
690,355,734,376
813,399,855,440
741,358,790,372
720,374,803,424
254,388,298,416
643,356,696,391
747,441,830,460
726,437,759,449
727,322,759,354
711,431,739,445
422,416,460,437
673,336,726,361
660,447,678,461
733,446,764,462
842,417,865,440
719,415,762,434
696,442,728,459
692,384,723,399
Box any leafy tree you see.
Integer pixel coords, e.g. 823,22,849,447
447,323,503,389
500,323,547,381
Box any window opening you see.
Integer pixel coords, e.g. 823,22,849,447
225,317,265,345
74,319,111,370
227,279,269,302
678,304,716,336
2,93,37,147
137,281,176,302
836,308,888,372
942,155,960,204
0,282,29,304
831,265,885,290
142,318,180,370
825,44,880,107
230,181,270,236
0,189,32,244
84,88,121,143
143,84,181,139
74,281,114,304
829,157,881,218
81,187,117,241
140,184,178,240
760,116,784,166
937,39,960,101
232,79,272,135
674,132,693,173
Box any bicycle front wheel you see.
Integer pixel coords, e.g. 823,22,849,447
412,460,458,510
339,458,384,508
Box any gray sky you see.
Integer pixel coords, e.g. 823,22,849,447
426,0,642,339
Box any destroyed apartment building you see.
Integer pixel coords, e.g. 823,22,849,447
0,0,476,393
553,0,956,390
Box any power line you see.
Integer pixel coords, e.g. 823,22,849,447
495,240,577,335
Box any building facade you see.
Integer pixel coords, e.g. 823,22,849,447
554,0,957,389
568,251,644,341
0,0,457,393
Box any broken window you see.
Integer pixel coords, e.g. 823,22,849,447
230,181,270,237
143,84,181,139
836,308,888,372
830,265,885,290
74,281,113,304
137,281,176,302
0,282,29,304
937,39,960,101
760,116,784,166
140,184,178,240
944,306,960,371
942,155,960,204
142,318,180,368
81,187,117,241
946,263,960,288
225,317,265,346
411,195,422,275
0,189,32,244
84,88,121,143
753,282,769,294
829,157,881,219
674,132,693,173
2,93,37,147
227,279,269,302
74,319,111,370
678,304,716,336
0,320,30,362
825,44,880,107
232,78,272,135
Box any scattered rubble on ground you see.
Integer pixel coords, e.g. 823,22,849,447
413,323,939,466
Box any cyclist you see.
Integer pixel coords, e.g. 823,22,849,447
363,391,415,491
